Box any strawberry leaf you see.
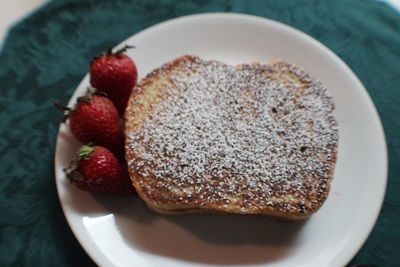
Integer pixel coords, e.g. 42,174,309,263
78,144,94,160
53,100,71,122
64,144,94,182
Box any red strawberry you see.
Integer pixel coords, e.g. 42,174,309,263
65,144,135,195
55,92,124,156
90,45,137,115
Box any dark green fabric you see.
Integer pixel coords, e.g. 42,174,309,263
0,0,399,266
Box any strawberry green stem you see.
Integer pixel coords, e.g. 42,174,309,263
102,45,136,56
53,100,72,122
78,144,94,159
106,47,113,56
77,87,108,103
105,44,136,56
64,144,94,182
114,44,135,55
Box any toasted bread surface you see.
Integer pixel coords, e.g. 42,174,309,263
125,55,338,219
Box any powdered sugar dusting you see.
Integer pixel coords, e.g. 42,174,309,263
126,56,338,212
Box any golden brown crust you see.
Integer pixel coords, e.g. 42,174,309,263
125,55,338,219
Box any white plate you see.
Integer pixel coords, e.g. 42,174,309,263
54,13,387,267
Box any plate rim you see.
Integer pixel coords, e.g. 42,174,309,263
54,12,388,267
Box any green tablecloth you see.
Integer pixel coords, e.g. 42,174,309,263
0,0,399,266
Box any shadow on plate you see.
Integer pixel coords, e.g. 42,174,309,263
91,195,305,265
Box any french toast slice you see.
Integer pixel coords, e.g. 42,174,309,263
125,55,338,219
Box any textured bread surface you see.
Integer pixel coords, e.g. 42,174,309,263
125,55,338,219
